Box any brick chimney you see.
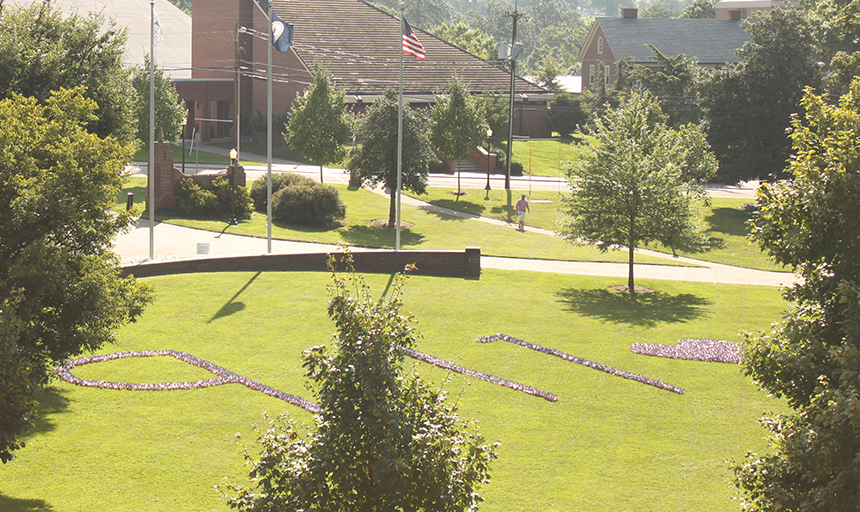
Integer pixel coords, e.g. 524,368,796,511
621,8,638,18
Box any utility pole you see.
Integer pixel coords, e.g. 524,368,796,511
234,22,240,159
503,2,526,190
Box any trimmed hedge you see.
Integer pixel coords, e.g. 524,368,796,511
271,183,346,226
250,172,316,211
176,177,253,219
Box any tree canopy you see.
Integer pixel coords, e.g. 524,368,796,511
431,77,488,193
349,90,433,227
223,249,498,511
0,88,153,462
559,91,716,295
284,62,352,183
735,76,860,512
131,55,186,149
0,2,136,146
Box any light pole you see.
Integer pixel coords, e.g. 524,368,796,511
485,127,493,191
229,148,238,225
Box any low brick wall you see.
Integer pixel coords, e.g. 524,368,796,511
121,248,481,279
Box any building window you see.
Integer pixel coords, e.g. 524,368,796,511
589,64,595,85
597,37,603,54
605,65,611,85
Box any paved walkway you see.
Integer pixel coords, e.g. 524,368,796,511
115,182,794,287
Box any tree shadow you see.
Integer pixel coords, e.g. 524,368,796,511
0,494,54,512
555,287,711,327
208,272,260,323
706,206,754,237
489,205,517,224
425,198,486,216
28,386,72,437
336,225,426,247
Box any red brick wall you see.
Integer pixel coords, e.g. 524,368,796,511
122,248,482,278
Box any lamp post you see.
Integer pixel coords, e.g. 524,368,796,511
229,148,238,225
485,127,493,191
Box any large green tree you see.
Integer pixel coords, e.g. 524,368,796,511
627,45,702,127
223,249,498,511
734,77,860,512
0,89,153,463
431,77,488,194
559,91,716,296
349,90,433,227
0,2,136,146
430,22,496,60
284,62,352,184
700,7,822,184
131,55,186,149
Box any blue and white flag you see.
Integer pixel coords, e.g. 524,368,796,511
271,11,294,53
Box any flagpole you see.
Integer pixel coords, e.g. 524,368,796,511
148,0,155,260
396,4,405,252
267,2,273,254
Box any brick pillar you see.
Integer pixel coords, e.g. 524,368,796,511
145,142,176,210
465,247,481,277
228,165,246,188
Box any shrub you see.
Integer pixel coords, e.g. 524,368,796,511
428,158,445,174
511,161,524,176
250,172,316,211
271,183,346,226
212,177,253,219
176,179,219,217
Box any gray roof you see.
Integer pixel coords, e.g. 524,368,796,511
274,0,548,98
9,0,191,78
598,18,748,65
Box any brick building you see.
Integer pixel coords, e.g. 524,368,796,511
177,0,553,143
578,8,749,89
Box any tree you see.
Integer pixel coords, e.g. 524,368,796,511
131,55,186,149
629,45,702,127
284,62,352,184
0,2,136,146
223,248,498,512
0,88,153,463
639,3,681,18
803,0,860,94
535,55,564,93
349,90,433,227
733,77,860,512
430,22,496,60
700,7,822,184
548,91,589,137
431,77,488,195
558,91,716,296
681,0,716,18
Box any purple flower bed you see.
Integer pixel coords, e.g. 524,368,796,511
399,346,558,402
630,338,743,364
54,350,322,414
476,334,685,395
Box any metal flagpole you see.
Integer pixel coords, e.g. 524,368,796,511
396,4,404,252
148,0,155,260
267,2,273,254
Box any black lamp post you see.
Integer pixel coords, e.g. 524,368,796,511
485,128,493,191
229,148,238,225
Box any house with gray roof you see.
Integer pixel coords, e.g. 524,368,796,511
578,8,749,89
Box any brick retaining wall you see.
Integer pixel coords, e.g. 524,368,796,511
121,248,481,279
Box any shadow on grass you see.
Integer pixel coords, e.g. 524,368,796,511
0,494,54,512
490,205,517,224
336,225,425,247
707,207,753,237
28,387,71,438
209,272,260,323
425,198,486,216
555,287,711,327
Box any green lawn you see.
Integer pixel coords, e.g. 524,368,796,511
142,181,684,266
409,188,786,273
510,136,586,178
0,269,786,512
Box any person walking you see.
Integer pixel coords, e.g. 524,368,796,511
515,194,529,231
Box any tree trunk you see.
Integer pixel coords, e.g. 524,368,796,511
388,188,397,228
628,243,635,297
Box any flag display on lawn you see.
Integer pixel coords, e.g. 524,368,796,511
402,18,425,60
271,11,294,53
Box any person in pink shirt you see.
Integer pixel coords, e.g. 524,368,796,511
515,194,529,230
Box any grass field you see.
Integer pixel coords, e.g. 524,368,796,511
0,269,786,511
131,177,684,266
510,137,587,178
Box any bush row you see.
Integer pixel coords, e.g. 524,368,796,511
176,177,253,219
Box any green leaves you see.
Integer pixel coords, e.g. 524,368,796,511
736,77,860,511
0,88,153,463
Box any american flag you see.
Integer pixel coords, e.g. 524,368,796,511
402,18,425,60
